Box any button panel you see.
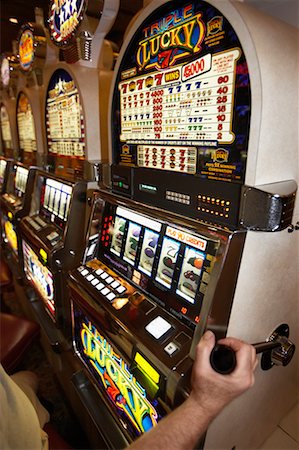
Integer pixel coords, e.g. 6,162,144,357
78,264,128,302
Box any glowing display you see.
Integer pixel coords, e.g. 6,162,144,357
0,159,7,185
112,0,251,183
17,93,37,155
76,316,162,436
46,69,85,158
93,201,217,325
22,240,55,316
40,177,72,228
145,316,172,340
3,218,18,253
0,105,12,151
14,166,29,197
119,49,239,149
19,29,34,71
1,58,10,87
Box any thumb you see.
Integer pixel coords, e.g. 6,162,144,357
196,330,216,368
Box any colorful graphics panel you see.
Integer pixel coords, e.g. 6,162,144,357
3,218,18,254
22,240,55,317
112,1,251,183
19,29,35,71
49,0,86,46
73,307,166,438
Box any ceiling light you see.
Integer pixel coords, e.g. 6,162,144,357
9,18,18,24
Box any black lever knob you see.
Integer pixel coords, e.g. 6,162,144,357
209,344,237,375
210,336,295,375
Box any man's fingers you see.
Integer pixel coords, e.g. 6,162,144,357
195,331,216,370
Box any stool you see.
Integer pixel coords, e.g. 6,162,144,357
0,313,40,374
44,423,73,450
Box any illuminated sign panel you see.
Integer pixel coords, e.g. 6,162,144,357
17,93,37,154
0,105,12,151
46,69,85,158
1,58,10,87
112,0,251,183
49,0,86,46
0,159,7,185
22,240,55,317
73,310,166,438
19,29,34,71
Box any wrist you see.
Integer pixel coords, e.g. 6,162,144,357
187,390,225,422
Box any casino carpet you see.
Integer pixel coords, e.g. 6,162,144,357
2,288,91,450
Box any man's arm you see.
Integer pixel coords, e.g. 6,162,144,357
128,330,257,450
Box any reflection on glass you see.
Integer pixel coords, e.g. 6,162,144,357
138,228,159,276
110,216,126,256
123,222,141,266
176,246,204,304
155,237,180,288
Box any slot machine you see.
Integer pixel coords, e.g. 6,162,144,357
17,0,121,344
44,0,120,180
0,18,47,273
0,103,14,159
19,169,89,343
0,54,19,159
0,162,37,271
67,1,298,449
0,157,13,195
16,15,47,166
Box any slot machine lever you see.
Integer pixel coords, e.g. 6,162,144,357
210,324,295,374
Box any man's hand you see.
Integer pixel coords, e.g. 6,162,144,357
189,331,258,418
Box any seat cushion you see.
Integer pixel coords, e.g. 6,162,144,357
0,313,40,373
44,423,73,450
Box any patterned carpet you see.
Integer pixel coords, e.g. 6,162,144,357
2,289,91,450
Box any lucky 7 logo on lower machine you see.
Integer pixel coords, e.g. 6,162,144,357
80,320,159,435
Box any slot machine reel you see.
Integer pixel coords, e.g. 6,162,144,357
210,324,296,374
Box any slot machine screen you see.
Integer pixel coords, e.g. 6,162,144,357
17,92,37,163
0,104,13,153
14,165,29,198
93,200,218,327
45,69,85,170
39,176,72,230
22,240,55,317
0,159,7,187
